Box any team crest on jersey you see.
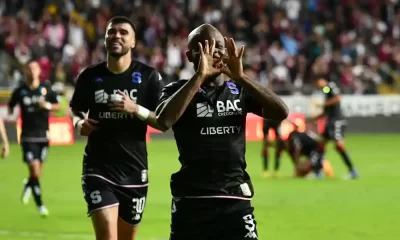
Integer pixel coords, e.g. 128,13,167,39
132,72,142,84
40,87,47,96
227,82,239,94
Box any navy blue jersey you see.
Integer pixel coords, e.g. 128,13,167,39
8,83,58,142
323,82,343,121
288,130,319,156
157,80,264,199
70,61,164,185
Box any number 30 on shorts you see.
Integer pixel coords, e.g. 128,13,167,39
243,214,258,239
132,197,146,214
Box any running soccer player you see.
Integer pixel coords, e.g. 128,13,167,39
70,16,165,240
8,60,60,217
314,76,358,179
156,24,288,240
261,119,283,177
0,118,9,158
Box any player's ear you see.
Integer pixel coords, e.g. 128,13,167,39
186,50,193,62
131,39,136,49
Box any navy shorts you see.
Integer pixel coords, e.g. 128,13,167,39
82,175,148,225
21,141,49,163
170,198,258,240
323,120,347,141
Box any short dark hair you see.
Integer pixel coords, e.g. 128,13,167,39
107,16,136,35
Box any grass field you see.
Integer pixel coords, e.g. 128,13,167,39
0,135,399,240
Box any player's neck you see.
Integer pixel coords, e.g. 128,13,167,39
107,54,132,74
203,76,224,87
27,79,40,89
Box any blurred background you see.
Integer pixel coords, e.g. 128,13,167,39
0,0,399,240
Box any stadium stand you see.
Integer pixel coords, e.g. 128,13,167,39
0,0,400,96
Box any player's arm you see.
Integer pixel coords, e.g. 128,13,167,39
69,69,91,128
238,74,288,121
136,70,167,131
7,88,19,115
156,73,206,130
288,135,301,166
40,87,61,111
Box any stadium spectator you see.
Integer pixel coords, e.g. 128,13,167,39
0,0,400,95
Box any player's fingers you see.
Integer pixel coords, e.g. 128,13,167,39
87,119,99,124
117,90,127,97
238,45,245,59
204,40,209,54
229,38,238,56
210,38,216,56
198,42,204,56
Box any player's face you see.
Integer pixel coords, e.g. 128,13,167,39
186,29,226,77
25,61,41,81
105,23,135,58
314,78,326,89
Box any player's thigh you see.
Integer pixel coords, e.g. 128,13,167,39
91,205,119,240
82,176,120,239
217,200,258,240
116,186,148,230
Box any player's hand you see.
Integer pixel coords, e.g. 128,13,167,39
1,144,9,158
221,37,245,80
197,38,224,78
79,119,98,136
109,90,138,114
38,98,49,110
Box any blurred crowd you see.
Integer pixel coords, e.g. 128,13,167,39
1,0,400,96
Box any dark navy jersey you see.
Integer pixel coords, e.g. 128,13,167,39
8,83,58,142
157,79,264,199
263,119,281,137
323,82,343,121
288,130,319,156
70,61,164,186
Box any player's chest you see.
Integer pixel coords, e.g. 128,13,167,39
19,88,46,112
183,86,247,127
91,72,146,105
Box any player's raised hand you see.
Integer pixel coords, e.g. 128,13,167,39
1,144,9,158
221,37,245,80
197,38,224,78
79,119,98,136
109,90,138,114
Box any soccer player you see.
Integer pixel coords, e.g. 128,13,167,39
156,24,288,240
314,77,358,179
8,60,61,217
0,118,9,158
69,16,165,240
261,119,283,177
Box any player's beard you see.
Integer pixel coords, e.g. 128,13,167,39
107,44,130,58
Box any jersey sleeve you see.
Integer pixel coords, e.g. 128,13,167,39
144,70,164,111
8,88,20,108
327,82,341,98
46,87,59,104
244,89,264,117
156,80,185,112
70,69,91,112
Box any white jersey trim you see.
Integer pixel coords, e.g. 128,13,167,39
173,195,252,201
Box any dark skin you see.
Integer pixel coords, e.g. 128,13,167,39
156,24,288,130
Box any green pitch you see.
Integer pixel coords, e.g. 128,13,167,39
0,135,399,240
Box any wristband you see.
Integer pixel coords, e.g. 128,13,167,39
72,116,84,128
137,106,150,121
44,102,52,110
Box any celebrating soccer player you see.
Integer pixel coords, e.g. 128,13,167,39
70,16,165,240
156,24,288,240
261,119,284,177
314,76,358,179
8,60,61,217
